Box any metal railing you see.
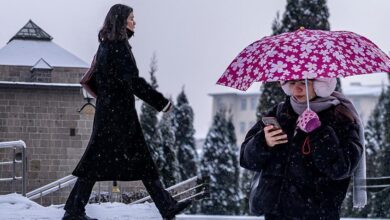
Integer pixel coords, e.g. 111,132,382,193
26,175,77,201
27,176,126,205
0,140,27,196
364,176,390,192
26,175,206,205
131,176,208,204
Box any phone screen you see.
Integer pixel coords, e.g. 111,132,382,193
262,117,287,141
262,117,281,129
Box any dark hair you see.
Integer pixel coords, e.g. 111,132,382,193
98,4,133,42
335,104,356,123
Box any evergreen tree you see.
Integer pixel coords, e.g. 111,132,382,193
198,110,241,215
341,82,390,218
226,115,240,185
365,88,386,177
226,115,242,214
273,0,330,35
156,112,182,187
240,169,254,215
140,54,160,161
370,83,390,218
371,188,390,218
177,87,189,106
174,89,198,180
377,83,390,182
341,88,386,218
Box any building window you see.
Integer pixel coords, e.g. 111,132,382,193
70,128,76,136
240,122,246,134
241,98,247,111
251,97,257,110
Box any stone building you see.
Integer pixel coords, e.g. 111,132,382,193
0,20,93,205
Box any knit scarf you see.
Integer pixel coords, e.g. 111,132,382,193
290,95,340,115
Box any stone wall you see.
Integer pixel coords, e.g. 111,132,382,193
0,85,93,205
0,64,153,206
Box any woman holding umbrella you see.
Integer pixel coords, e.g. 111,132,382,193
240,78,364,219
218,28,390,219
63,4,191,220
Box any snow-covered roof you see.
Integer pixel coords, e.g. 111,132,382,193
0,39,89,68
0,20,88,68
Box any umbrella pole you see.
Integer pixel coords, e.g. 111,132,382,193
305,78,310,110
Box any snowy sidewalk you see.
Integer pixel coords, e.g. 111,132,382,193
0,194,386,220
0,193,163,220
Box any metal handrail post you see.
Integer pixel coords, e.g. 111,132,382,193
98,182,101,204
22,146,26,196
12,147,16,193
0,140,27,196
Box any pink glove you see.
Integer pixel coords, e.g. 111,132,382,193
297,109,321,133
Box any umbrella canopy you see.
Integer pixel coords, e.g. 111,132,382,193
217,28,390,91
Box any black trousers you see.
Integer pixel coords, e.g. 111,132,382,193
64,177,176,216
265,214,336,220
265,214,300,220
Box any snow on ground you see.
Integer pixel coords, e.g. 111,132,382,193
0,193,162,220
0,194,387,220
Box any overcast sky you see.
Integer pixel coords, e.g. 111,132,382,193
0,0,389,138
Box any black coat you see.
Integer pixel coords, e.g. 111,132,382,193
73,40,169,181
240,98,363,219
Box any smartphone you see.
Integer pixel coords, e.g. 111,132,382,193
262,116,282,129
262,117,287,142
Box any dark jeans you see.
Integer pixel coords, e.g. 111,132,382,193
64,178,176,216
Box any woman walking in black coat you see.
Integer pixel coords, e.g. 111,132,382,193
240,78,365,220
63,4,191,220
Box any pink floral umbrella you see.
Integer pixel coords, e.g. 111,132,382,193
217,28,390,91
217,28,389,208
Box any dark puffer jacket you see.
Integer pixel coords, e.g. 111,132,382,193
240,98,363,220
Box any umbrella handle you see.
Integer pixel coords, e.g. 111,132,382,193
305,78,310,110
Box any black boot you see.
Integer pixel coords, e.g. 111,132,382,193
142,179,193,219
162,199,193,220
62,211,98,220
64,178,96,220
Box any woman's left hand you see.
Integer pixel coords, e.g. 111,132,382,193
163,100,174,113
166,103,174,112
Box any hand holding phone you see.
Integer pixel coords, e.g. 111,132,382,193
262,117,288,147
262,117,282,130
